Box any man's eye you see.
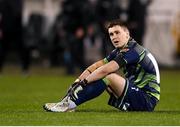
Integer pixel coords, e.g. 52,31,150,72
109,33,113,36
115,31,120,34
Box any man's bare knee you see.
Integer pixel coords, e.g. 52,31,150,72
106,73,124,81
106,73,115,79
105,73,126,97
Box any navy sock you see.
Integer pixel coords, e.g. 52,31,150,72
72,79,107,106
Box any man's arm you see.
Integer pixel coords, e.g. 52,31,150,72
85,60,119,83
76,59,105,82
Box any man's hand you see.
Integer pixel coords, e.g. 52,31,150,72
78,79,88,87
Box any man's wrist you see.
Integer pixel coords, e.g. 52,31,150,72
83,79,88,84
79,79,88,87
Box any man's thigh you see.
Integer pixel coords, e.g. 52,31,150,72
108,80,156,111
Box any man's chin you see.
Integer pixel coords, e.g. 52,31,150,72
114,45,122,48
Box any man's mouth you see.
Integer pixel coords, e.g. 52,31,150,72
114,41,119,44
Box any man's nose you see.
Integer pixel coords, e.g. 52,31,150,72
112,35,117,40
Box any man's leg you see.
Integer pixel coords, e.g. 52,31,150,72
70,79,107,105
44,73,126,112
44,79,107,112
104,73,132,110
67,73,126,110
105,74,157,111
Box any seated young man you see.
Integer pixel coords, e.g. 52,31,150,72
43,19,160,112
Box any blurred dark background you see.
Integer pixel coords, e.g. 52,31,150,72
0,0,179,75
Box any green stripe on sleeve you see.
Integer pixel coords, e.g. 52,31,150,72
138,51,146,63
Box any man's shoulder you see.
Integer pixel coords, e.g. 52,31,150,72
128,38,139,48
128,39,147,54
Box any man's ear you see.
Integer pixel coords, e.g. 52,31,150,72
122,27,130,35
126,34,129,39
124,29,130,40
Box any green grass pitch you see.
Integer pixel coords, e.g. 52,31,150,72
0,68,180,125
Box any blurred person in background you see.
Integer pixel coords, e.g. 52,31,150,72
172,11,180,59
43,19,160,112
116,0,129,25
128,0,152,45
49,14,67,67
51,0,88,74
23,13,46,69
0,0,30,74
83,23,103,66
96,0,120,55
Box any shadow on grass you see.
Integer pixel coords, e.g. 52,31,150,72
76,109,119,113
154,110,180,114
76,109,180,114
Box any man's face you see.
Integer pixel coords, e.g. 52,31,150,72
108,25,129,48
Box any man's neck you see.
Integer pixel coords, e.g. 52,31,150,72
120,40,129,49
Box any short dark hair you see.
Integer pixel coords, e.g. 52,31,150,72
106,19,127,30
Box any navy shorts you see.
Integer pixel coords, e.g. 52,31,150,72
108,79,158,111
